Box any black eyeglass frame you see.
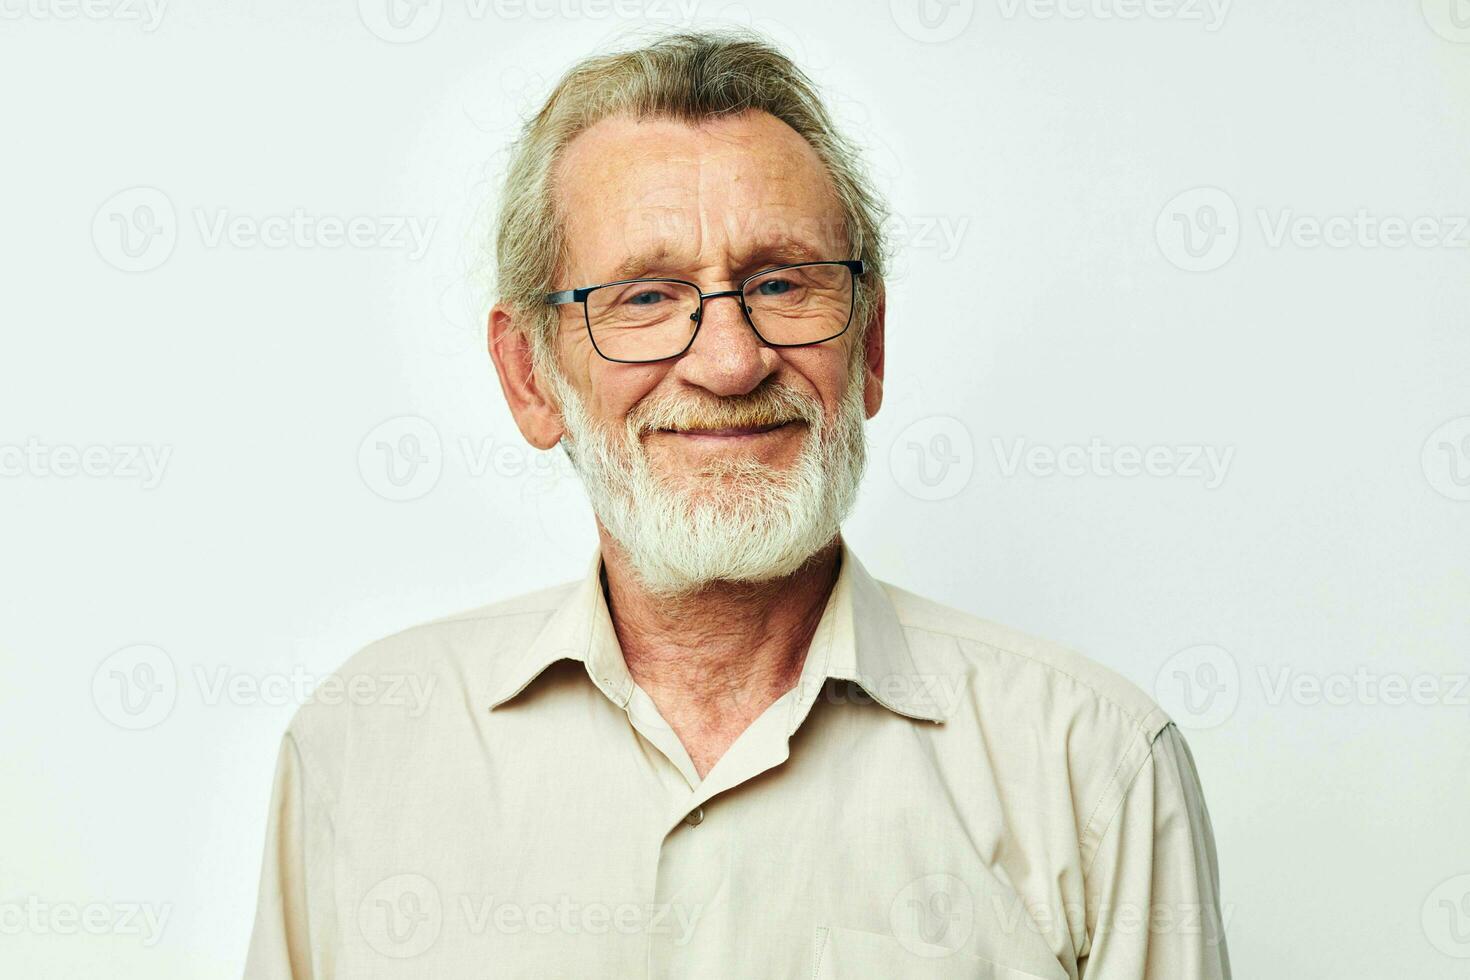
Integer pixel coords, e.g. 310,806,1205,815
544,259,865,364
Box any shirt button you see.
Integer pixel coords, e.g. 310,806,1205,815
684,806,705,827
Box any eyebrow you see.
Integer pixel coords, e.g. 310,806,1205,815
607,246,677,283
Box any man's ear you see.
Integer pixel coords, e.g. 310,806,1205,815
861,289,886,420
488,303,565,451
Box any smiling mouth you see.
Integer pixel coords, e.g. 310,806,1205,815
659,420,797,439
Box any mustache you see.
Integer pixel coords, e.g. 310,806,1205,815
627,382,824,436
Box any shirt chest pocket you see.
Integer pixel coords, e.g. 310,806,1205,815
813,925,1069,980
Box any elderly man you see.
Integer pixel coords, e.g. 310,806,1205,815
245,29,1230,980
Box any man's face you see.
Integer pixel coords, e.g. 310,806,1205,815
534,109,883,594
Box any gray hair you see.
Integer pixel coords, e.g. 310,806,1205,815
492,27,889,377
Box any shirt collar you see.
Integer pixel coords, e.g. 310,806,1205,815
486,541,954,724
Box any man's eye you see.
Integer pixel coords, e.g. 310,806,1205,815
626,290,667,306
753,278,794,296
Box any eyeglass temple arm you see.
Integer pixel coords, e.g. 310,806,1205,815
545,288,585,306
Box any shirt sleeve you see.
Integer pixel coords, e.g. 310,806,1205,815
1078,722,1231,980
244,732,334,980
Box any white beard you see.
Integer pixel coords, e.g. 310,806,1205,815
549,364,869,597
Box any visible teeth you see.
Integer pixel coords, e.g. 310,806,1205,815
659,420,791,434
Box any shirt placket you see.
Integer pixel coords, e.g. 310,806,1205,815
642,603,841,978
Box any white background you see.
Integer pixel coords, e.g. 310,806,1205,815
2,0,1469,976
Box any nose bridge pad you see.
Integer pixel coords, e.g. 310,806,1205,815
690,290,754,332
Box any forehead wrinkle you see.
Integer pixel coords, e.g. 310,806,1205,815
688,151,842,279
556,111,845,284
691,145,709,276
609,203,844,284
552,121,695,279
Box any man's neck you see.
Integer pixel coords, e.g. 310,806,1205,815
599,534,842,779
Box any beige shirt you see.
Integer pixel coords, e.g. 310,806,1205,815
245,543,1230,979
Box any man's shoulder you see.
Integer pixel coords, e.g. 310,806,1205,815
879,580,1172,744
354,579,578,661
312,580,575,686
284,580,579,753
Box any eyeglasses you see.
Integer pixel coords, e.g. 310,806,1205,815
545,260,864,364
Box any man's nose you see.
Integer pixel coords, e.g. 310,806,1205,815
673,290,778,397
